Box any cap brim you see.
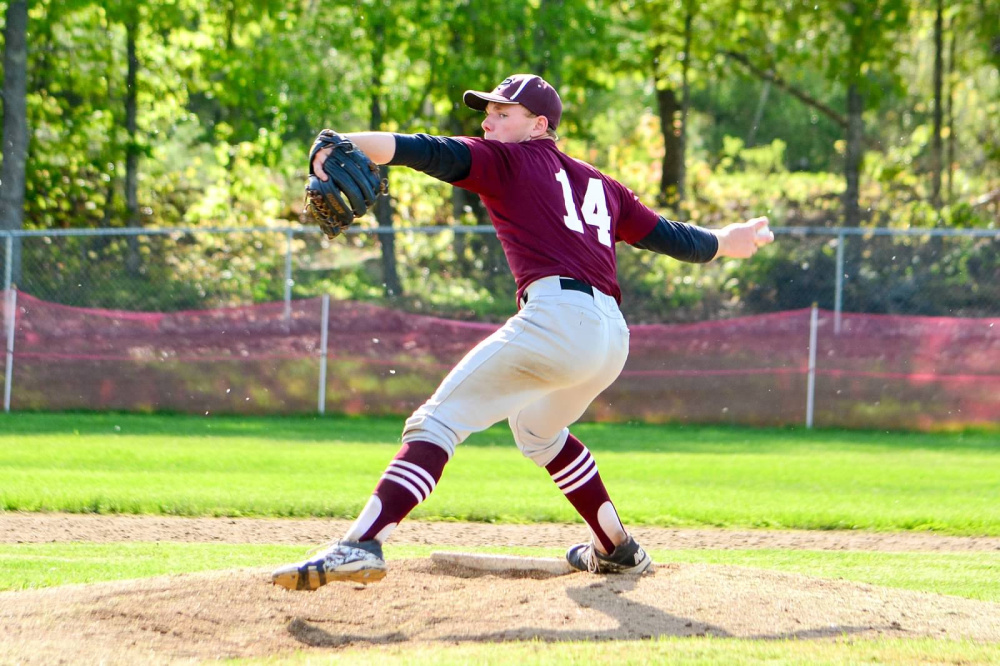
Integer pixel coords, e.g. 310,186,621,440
463,90,519,111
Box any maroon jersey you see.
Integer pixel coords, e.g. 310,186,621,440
451,138,658,303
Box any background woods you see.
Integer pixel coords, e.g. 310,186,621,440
1,0,997,321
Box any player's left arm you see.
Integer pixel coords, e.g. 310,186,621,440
309,133,397,180
311,131,477,196
312,132,474,184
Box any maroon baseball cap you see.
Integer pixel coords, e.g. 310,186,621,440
463,74,563,130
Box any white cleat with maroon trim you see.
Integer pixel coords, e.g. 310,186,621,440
271,539,387,590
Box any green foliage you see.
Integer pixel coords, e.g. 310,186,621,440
692,75,844,172
0,1,997,317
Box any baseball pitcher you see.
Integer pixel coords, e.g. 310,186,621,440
273,74,773,590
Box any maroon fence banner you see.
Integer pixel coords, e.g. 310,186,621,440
2,292,997,430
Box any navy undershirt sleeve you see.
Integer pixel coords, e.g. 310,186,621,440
632,215,719,263
388,133,472,183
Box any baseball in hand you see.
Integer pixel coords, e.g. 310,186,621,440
755,224,774,246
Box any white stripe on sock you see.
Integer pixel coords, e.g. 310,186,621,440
550,449,590,484
343,495,382,542
381,471,425,502
556,458,595,490
554,454,595,489
373,522,397,543
391,459,436,493
386,462,433,498
560,461,599,494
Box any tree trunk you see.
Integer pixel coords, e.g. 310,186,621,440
373,164,400,297
100,10,116,229
930,0,944,209
656,85,684,210
677,4,693,206
125,16,141,276
368,20,401,299
945,18,957,204
531,0,562,80
222,0,236,206
843,83,864,227
0,0,29,285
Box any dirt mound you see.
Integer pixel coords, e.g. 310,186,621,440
2,559,998,665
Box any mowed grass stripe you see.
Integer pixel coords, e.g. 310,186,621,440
0,413,997,534
238,637,1000,666
2,542,1000,602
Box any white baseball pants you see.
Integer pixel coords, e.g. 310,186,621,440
402,275,629,467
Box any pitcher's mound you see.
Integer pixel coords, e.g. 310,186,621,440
1,559,997,664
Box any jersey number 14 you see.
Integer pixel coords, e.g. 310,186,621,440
554,169,612,248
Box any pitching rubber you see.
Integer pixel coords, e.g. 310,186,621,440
431,551,575,576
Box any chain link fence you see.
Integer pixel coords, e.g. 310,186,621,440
3,225,998,321
2,225,998,428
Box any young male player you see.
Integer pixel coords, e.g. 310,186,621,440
272,74,772,590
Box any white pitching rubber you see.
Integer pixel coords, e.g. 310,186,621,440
431,551,575,576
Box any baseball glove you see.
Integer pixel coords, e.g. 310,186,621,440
303,130,387,239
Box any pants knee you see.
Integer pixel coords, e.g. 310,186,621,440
401,413,459,460
510,420,569,467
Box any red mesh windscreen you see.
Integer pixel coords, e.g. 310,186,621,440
3,292,997,430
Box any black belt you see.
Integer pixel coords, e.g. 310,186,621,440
523,278,594,304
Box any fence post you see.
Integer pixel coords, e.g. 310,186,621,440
4,235,11,293
4,288,17,413
317,293,330,415
806,303,818,429
834,231,845,334
284,229,294,321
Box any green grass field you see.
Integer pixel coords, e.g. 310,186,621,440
245,638,1000,665
4,542,999,602
1,412,998,665
1,412,997,533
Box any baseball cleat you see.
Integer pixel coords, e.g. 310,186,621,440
271,539,387,591
566,535,653,575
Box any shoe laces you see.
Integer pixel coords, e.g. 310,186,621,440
304,539,340,559
584,540,600,574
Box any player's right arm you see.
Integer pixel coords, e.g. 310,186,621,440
631,216,719,263
614,179,772,261
712,218,773,258
633,215,772,261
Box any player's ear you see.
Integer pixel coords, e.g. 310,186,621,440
532,115,549,137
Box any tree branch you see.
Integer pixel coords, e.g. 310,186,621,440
723,50,848,129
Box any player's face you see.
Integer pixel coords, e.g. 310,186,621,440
482,102,543,143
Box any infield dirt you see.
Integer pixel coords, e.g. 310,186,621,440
1,513,999,664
